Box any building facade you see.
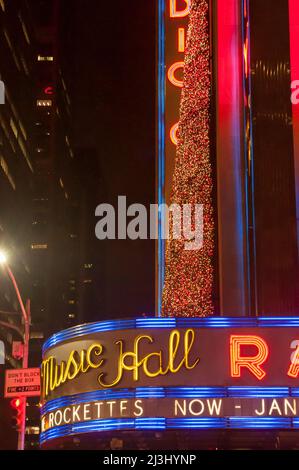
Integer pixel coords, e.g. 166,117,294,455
157,0,299,318
0,0,37,450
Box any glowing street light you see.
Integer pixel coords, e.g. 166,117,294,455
0,251,7,264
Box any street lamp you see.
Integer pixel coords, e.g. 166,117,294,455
0,251,7,264
0,250,30,451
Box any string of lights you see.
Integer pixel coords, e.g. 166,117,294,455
162,0,213,317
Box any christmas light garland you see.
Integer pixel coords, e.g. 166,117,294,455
162,0,214,317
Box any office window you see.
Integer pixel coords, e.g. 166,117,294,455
4,30,21,70
21,55,29,76
38,55,54,62
0,156,16,190
10,117,18,139
19,120,27,141
37,100,52,107
31,244,48,250
18,135,33,172
1,117,16,153
19,14,30,44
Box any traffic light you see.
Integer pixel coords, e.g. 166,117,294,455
10,397,24,432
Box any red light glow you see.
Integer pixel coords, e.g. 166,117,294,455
44,86,53,95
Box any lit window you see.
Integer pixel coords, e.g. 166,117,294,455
84,264,93,269
0,0,5,12
83,279,92,284
59,178,64,189
68,314,75,319
1,118,15,153
19,120,27,140
18,136,33,172
10,118,18,139
4,30,21,70
0,157,16,190
31,244,48,250
6,91,19,122
64,192,68,200
37,55,54,62
4,30,12,49
37,100,52,107
68,300,75,305
26,427,40,435
19,15,30,44
20,55,29,76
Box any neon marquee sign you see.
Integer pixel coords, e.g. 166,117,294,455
40,317,299,444
41,329,199,397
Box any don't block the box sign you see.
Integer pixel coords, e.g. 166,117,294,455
40,317,299,445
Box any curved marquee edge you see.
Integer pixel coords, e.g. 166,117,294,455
42,317,299,356
40,416,299,445
41,386,299,415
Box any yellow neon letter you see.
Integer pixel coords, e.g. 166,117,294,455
170,122,179,146
167,61,184,88
178,28,185,52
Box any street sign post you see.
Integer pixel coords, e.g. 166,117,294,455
4,368,40,398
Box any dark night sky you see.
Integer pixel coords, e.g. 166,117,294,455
70,1,157,320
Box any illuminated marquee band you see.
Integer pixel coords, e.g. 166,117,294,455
40,317,299,445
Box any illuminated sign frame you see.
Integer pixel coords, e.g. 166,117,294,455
40,317,299,445
157,1,190,314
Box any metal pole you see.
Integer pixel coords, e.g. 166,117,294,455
18,300,30,451
5,266,30,451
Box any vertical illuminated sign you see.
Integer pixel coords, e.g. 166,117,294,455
289,0,299,250
157,0,190,315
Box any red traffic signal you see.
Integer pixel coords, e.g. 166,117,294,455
10,397,24,432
